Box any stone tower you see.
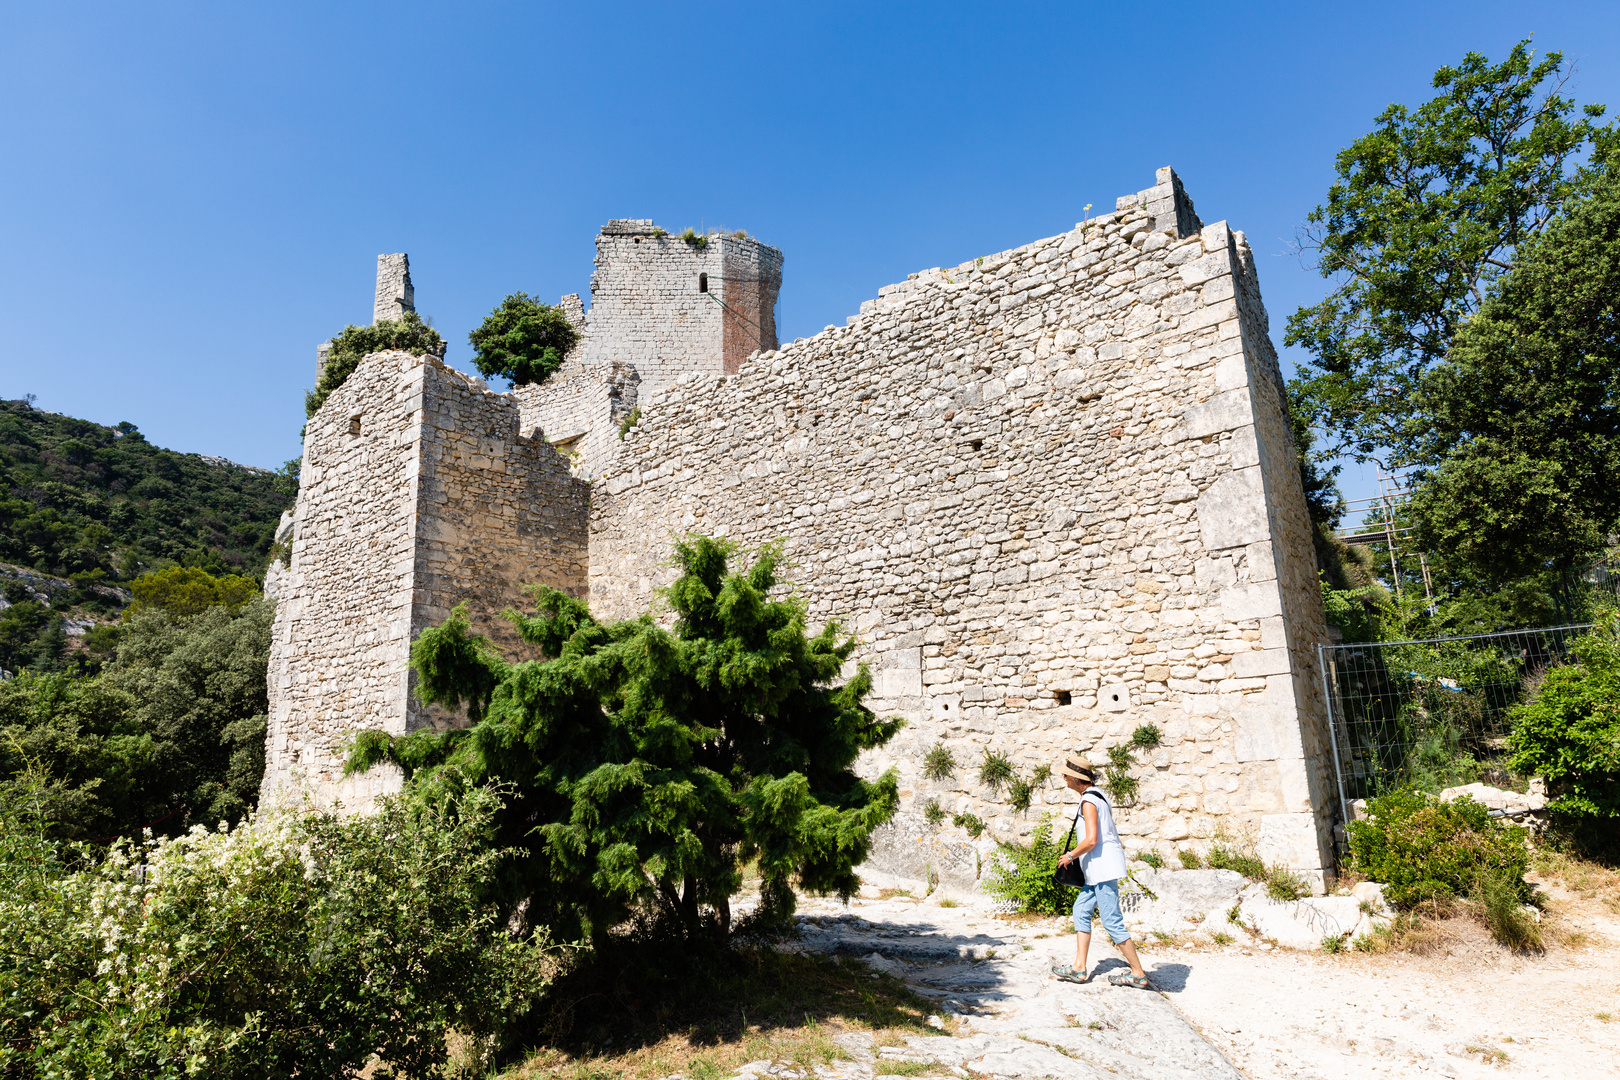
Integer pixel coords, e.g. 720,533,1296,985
580,221,783,392
373,253,415,324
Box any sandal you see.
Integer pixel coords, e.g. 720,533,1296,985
1051,964,1090,984
1108,972,1151,990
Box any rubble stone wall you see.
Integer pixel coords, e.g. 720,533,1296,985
588,174,1335,882
263,350,589,811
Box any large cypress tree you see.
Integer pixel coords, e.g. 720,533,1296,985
347,536,902,944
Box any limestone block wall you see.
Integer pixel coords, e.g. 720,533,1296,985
511,361,640,479
581,220,782,400
374,253,415,323
264,350,589,811
587,175,1335,884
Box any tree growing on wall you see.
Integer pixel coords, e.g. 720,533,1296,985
346,536,902,945
305,312,445,419
467,292,581,387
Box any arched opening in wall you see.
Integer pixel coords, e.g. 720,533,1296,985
698,273,708,293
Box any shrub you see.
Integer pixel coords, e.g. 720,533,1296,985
0,784,558,1078
1138,850,1164,869
128,565,259,618
1508,613,1620,857
1265,866,1310,901
1177,848,1204,869
1346,788,1530,908
1007,776,1034,813
922,798,945,826
978,749,1014,794
921,742,956,780
347,536,902,945
983,812,1071,916
306,311,445,417
467,292,581,388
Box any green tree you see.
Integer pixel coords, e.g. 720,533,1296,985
1508,613,1620,857
1,785,557,1079
1405,151,1620,585
467,292,580,387
347,536,902,944
0,597,273,841
1287,40,1614,464
128,565,260,618
305,312,445,419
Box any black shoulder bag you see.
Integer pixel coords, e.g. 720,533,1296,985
1052,800,1089,889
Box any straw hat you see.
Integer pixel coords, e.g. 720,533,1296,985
1061,756,1096,783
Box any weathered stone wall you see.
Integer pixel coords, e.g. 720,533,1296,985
263,350,589,811
581,220,781,399
587,172,1335,885
374,253,415,324
511,361,639,479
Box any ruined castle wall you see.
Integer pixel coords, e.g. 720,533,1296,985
588,195,1335,882
581,221,782,400
511,361,640,480
374,253,415,324
264,350,590,809
408,361,591,733
263,351,423,811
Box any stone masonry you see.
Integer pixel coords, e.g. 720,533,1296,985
266,169,1338,885
263,349,587,811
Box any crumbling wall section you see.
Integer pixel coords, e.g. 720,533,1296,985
264,350,590,810
263,351,423,811
589,176,1335,885
373,253,415,324
409,360,590,734
511,361,640,479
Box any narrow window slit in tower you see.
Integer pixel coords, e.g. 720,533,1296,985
349,416,362,436
698,273,708,293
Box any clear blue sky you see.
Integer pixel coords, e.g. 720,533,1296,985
3,2,1617,509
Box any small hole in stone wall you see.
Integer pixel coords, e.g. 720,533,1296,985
1055,690,1071,706
1110,691,1122,704
348,416,361,436
634,237,641,244
971,439,983,452
699,272,708,293
942,702,950,712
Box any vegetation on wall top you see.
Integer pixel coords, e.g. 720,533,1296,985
467,292,581,388
304,311,445,419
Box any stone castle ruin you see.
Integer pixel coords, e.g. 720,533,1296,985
264,168,1339,889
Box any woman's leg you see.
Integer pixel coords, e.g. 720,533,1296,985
1072,885,1096,972
1095,881,1145,978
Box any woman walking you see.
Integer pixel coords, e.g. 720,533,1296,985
1051,755,1150,989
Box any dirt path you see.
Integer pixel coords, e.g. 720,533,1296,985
774,886,1620,1080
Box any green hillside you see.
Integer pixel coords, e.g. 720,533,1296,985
0,398,293,583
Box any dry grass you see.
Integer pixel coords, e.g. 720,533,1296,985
501,947,945,1080
1532,849,1620,914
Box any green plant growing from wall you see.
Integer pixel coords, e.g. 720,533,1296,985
617,406,643,439
978,749,1014,794
1101,725,1162,806
467,292,581,388
681,227,709,249
921,743,956,781
306,312,445,418
950,812,985,838
923,798,945,826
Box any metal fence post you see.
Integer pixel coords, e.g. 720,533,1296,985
1319,642,1351,831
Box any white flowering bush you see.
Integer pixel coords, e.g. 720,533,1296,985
1,783,559,1079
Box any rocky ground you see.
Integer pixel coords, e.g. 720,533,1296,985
708,876,1620,1080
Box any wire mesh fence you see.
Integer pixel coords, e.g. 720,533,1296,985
1318,624,1594,826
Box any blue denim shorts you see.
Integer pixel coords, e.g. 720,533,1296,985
1072,878,1130,944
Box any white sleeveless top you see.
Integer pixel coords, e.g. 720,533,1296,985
1074,790,1127,884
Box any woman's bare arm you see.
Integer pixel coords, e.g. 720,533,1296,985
1059,801,1101,864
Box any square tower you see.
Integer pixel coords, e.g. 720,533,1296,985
581,221,783,398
